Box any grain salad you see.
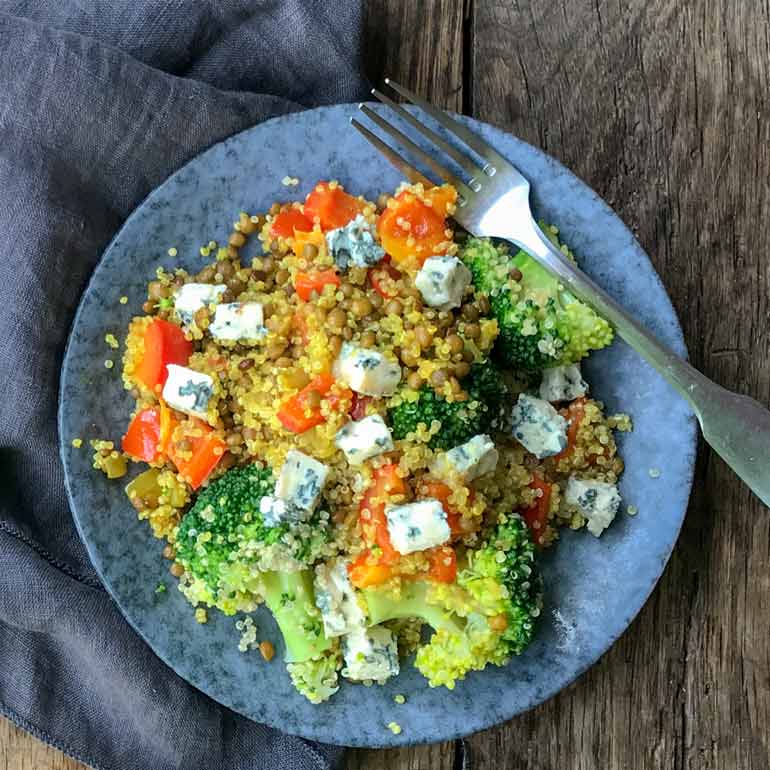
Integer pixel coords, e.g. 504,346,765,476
94,178,631,703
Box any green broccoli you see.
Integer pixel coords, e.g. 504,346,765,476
362,514,541,689
460,236,613,371
174,463,340,702
388,360,507,450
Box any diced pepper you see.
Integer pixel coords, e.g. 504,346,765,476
368,256,401,299
304,181,365,231
276,373,342,434
555,397,587,461
270,208,313,238
377,185,457,266
122,407,162,462
416,478,474,537
521,475,552,547
167,419,226,490
427,545,457,583
349,393,372,421
294,270,341,301
348,550,394,588
133,319,193,391
358,463,406,565
291,227,326,258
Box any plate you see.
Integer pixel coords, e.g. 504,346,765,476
58,104,697,747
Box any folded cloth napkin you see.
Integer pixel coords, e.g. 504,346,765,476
0,2,369,768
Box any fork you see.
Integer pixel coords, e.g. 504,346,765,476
352,79,770,508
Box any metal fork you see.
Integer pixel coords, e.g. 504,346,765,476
352,79,770,508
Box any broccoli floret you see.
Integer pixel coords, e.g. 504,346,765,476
460,236,613,371
388,360,507,450
287,649,342,704
175,464,340,703
362,515,541,689
176,464,332,605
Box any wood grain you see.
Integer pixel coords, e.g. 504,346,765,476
4,1,770,769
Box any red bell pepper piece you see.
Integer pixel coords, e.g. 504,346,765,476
521,474,552,546
276,373,343,434
294,270,341,301
427,545,457,583
122,407,162,462
167,418,226,490
134,319,192,391
270,209,313,238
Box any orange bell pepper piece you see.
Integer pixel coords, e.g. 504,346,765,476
377,184,457,266
304,181,365,231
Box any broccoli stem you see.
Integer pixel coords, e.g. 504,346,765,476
261,570,332,663
364,582,463,636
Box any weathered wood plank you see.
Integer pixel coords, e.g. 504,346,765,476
466,1,770,769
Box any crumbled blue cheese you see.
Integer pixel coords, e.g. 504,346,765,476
333,343,401,397
314,560,366,638
342,625,399,682
565,477,621,536
510,393,568,459
335,415,393,465
208,302,266,341
326,214,385,270
539,363,588,402
430,434,499,481
275,449,329,511
162,364,214,419
385,499,450,555
173,283,226,325
414,255,472,310
258,495,306,527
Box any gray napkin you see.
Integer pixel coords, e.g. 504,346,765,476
0,2,368,768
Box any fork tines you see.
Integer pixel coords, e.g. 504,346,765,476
350,78,502,205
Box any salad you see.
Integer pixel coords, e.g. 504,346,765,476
90,179,630,704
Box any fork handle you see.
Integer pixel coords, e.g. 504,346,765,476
502,219,770,508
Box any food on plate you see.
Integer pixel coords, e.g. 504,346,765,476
91,179,631,703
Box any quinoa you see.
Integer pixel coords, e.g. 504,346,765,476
93,178,630,688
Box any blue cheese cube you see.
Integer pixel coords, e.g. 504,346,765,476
431,434,499,481
333,343,401,397
565,477,622,536
326,214,385,270
334,415,393,465
385,499,450,555
173,283,226,325
162,364,214,419
539,364,588,403
275,449,329,512
342,625,399,682
208,302,265,341
510,393,568,459
414,255,472,310
258,495,306,527
314,560,366,638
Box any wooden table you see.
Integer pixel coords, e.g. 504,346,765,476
3,1,769,768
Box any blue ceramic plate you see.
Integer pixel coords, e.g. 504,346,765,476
58,104,697,748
